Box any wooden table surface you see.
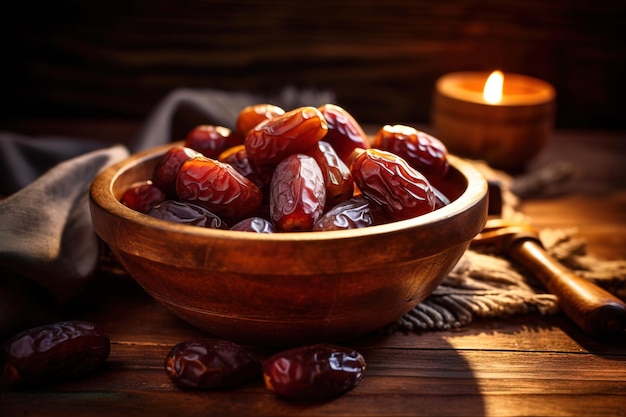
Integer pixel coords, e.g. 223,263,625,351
1,123,625,416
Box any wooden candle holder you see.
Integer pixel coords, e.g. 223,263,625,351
431,72,556,171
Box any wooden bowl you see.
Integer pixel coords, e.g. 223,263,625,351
89,143,488,346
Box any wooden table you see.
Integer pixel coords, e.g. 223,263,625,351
1,124,625,416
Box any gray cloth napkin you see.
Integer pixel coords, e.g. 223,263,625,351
0,87,334,338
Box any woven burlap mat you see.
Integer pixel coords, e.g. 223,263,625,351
386,160,626,333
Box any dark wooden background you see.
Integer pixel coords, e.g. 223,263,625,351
2,0,625,129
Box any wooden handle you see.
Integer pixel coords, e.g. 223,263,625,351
508,239,626,338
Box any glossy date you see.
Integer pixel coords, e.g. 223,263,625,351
350,149,436,221
312,196,387,231
245,106,328,167
371,124,449,180
1,321,110,386
269,154,326,232
318,104,369,163
120,180,165,213
184,125,241,159
152,146,202,197
176,156,262,219
164,339,262,390
147,200,228,229
263,343,366,401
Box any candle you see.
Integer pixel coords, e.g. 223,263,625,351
431,71,556,171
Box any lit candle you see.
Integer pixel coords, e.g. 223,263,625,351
431,71,556,171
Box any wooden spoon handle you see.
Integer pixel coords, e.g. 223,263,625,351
509,239,626,338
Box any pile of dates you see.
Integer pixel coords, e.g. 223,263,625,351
164,338,366,401
121,103,450,232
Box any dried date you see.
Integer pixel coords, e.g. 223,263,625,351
371,124,449,180
350,149,436,221
120,180,166,213
147,200,228,229
184,125,241,159
230,217,277,233
312,196,387,231
263,343,366,401
318,104,369,163
306,140,354,208
152,146,202,197
235,103,285,137
244,106,328,167
164,339,262,390
176,156,263,220
269,154,326,232
1,321,110,386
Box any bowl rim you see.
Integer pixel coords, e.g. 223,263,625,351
90,142,488,243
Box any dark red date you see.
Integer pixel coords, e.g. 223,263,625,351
306,140,354,208
235,103,285,137
312,196,387,231
218,144,274,192
152,146,202,197
120,180,166,213
371,124,449,180
350,149,436,221
164,339,262,390
269,154,326,232
230,216,277,233
263,344,366,401
176,156,262,220
147,200,228,229
184,125,241,159
245,106,328,167
318,104,369,163
1,321,110,386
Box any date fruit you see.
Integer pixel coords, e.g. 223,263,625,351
269,154,326,232
120,180,166,213
176,156,262,219
263,343,366,401
371,124,449,180
235,103,285,137
164,339,262,390
245,106,328,167
350,149,436,221
306,140,354,209
152,146,202,197
1,321,110,386
318,104,369,163
312,196,387,231
184,125,241,159
230,216,277,233
147,200,228,229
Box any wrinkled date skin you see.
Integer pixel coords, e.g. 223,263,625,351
372,124,449,180
184,125,242,159
306,140,354,209
270,154,326,232
263,344,366,401
235,103,285,137
164,339,262,390
230,216,277,233
147,200,228,229
152,146,202,197
176,156,262,220
351,149,436,221
1,321,110,387
245,106,328,167
313,196,388,231
318,104,369,163
120,180,166,213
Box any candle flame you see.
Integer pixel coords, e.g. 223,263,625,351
483,70,504,104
